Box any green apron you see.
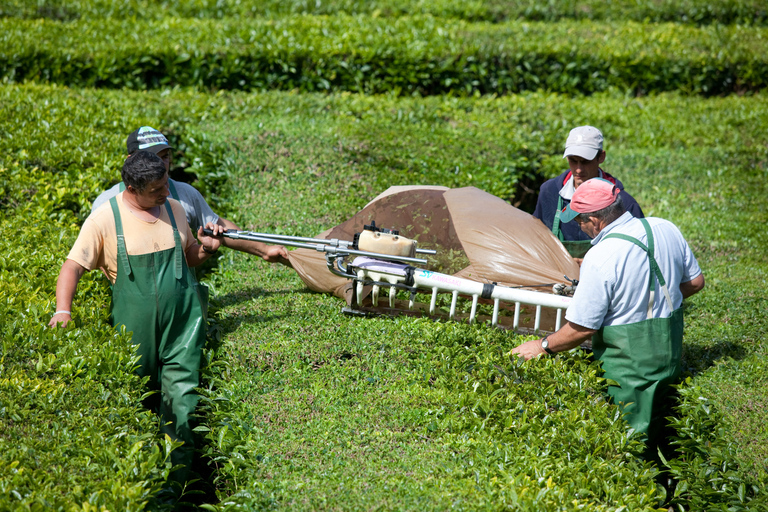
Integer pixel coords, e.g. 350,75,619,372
109,196,207,488
118,180,209,317
591,218,683,449
553,196,593,258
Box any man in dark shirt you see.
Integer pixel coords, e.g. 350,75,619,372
532,126,644,262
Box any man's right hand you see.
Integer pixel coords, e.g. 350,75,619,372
49,312,72,328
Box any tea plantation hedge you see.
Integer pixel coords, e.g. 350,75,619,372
3,82,767,509
2,0,767,25
2,17,766,95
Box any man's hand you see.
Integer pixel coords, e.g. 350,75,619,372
509,338,546,361
509,322,596,362
49,311,72,328
198,223,223,254
262,244,291,266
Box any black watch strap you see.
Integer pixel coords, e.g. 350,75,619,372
541,336,555,355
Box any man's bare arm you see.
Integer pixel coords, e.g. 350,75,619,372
680,274,705,299
509,321,596,361
216,217,290,265
49,259,87,328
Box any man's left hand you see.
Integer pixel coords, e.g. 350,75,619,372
262,244,291,265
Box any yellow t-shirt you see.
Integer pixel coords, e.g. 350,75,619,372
67,192,196,284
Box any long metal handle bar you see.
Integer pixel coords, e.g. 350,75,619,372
221,229,435,255
204,229,429,266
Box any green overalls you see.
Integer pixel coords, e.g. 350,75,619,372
109,196,207,487
552,196,592,258
591,219,683,450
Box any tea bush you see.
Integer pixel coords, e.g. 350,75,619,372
2,83,767,508
2,0,766,25
2,17,766,95
0,208,175,509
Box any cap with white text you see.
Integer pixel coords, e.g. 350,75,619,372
126,126,172,155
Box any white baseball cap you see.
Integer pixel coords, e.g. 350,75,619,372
563,126,603,160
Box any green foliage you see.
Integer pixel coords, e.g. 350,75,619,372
2,17,767,96
0,213,173,510
2,0,767,25
664,375,768,510
2,78,767,509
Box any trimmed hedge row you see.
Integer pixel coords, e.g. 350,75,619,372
2,17,767,96
0,85,240,509
2,0,767,26
3,83,768,507
0,183,174,509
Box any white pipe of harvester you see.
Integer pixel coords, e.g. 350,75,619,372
349,260,572,331
411,269,572,311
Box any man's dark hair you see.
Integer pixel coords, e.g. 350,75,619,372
576,194,625,224
121,151,166,192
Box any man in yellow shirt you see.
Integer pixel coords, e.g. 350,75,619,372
50,151,223,495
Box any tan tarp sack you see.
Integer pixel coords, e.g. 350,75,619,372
286,186,580,307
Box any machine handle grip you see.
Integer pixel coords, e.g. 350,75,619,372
203,228,226,237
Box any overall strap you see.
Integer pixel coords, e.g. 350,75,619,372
167,179,180,201
119,182,126,193
603,218,673,318
164,201,184,280
551,195,565,241
109,196,132,278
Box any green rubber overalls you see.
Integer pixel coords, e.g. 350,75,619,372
109,196,207,487
552,196,593,258
591,218,683,449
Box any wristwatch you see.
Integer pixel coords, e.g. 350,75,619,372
540,336,555,355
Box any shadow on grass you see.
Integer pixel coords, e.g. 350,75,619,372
211,286,320,336
214,285,311,308
682,340,749,377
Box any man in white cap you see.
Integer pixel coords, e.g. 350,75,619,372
512,178,705,456
533,126,644,261
92,126,289,264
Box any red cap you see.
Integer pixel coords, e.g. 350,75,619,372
560,178,620,222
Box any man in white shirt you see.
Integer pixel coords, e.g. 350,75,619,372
511,178,705,453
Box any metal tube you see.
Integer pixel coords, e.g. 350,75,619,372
225,230,354,247
205,229,429,265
